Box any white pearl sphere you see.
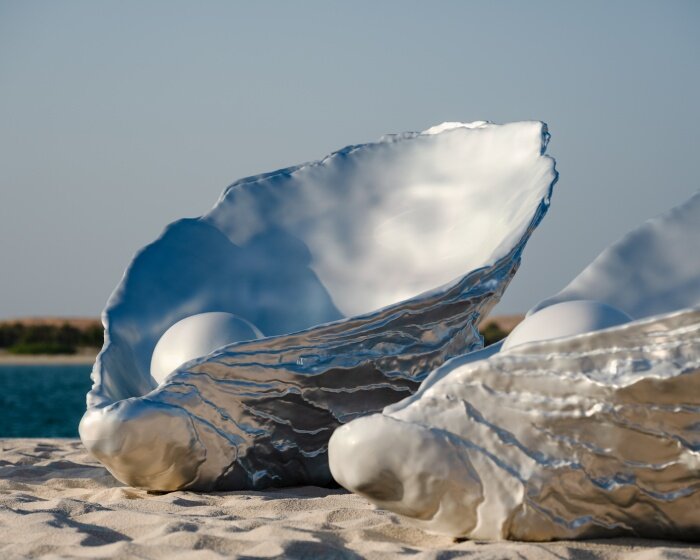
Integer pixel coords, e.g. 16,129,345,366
150,312,262,385
502,300,632,351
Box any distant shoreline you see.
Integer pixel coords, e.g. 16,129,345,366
0,314,523,366
0,351,97,366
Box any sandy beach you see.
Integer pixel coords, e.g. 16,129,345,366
0,439,697,559
0,351,97,366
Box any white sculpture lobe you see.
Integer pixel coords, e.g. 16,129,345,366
501,300,631,350
328,413,485,537
150,312,262,384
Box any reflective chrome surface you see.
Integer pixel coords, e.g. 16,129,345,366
329,307,700,541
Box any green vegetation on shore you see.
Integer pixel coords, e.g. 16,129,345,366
0,323,103,355
479,321,509,346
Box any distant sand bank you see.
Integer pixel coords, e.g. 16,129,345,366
0,350,96,366
0,439,698,559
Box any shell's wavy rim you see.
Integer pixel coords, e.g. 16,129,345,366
330,306,700,541
80,122,558,491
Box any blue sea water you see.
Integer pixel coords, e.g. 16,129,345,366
0,364,93,437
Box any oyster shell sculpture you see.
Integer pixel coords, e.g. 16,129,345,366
330,193,700,541
80,121,558,491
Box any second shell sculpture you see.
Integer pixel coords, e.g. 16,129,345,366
329,192,700,541
80,121,558,491
330,307,700,540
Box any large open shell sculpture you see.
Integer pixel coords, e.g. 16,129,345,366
329,192,700,541
79,121,558,491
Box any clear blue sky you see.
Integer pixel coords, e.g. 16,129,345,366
1,0,698,319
